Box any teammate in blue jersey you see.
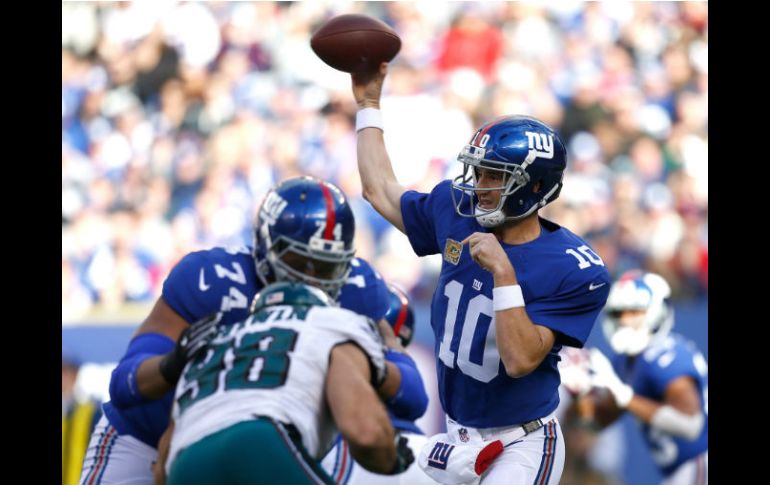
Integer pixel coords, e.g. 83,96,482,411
350,63,611,484
587,271,708,485
80,176,426,485
322,283,435,485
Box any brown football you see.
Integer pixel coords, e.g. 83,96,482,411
310,14,401,73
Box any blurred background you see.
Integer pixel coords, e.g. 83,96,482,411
62,2,707,484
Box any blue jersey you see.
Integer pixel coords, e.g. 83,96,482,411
338,257,391,323
612,333,708,476
163,246,259,327
401,180,610,427
103,247,389,447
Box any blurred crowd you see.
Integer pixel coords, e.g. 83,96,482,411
62,1,708,322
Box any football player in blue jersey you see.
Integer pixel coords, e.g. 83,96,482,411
80,176,427,485
322,283,436,485
587,271,708,485
350,63,611,484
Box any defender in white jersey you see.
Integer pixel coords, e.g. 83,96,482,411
159,282,414,485
321,283,438,485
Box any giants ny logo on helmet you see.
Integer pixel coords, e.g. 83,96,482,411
525,131,554,159
451,115,567,227
260,191,288,226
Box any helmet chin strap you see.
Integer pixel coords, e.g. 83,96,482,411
610,327,651,356
475,205,506,227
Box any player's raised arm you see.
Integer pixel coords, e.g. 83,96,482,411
351,62,406,233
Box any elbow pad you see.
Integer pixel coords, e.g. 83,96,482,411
385,350,429,421
650,405,705,441
109,333,176,409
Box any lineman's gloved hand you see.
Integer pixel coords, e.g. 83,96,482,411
387,433,415,475
159,312,222,384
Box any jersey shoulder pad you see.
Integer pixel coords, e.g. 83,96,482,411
309,307,387,380
162,247,256,323
340,258,390,321
162,249,214,297
643,334,702,367
351,257,373,273
547,232,612,291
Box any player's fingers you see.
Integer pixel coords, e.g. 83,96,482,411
353,70,377,85
461,232,480,245
351,72,369,86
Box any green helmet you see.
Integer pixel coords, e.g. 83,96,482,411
249,281,334,314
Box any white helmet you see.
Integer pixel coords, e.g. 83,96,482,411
601,270,674,355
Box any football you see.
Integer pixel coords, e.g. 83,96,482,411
310,14,401,73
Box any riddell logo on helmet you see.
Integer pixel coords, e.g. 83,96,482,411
525,132,554,159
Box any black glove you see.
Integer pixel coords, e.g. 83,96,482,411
159,312,222,384
386,433,415,475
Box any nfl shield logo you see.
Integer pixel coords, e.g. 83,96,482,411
458,428,470,443
444,239,463,265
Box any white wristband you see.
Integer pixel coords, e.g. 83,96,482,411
356,107,384,132
493,285,525,311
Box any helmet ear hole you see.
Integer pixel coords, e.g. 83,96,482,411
532,180,542,193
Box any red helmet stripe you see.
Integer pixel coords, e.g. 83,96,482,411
619,270,643,282
319,182,336,239
472,118,502,146
392,292,409,336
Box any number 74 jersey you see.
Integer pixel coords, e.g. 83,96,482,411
401,181,611,428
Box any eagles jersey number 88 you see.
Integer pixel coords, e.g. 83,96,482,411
168,296,387,469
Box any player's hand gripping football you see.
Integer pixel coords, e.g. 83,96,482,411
159,312,222,384
462,232,516,280
352,62,387,109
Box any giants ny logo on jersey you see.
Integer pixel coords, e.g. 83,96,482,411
428,442,455,470
525,131,554,159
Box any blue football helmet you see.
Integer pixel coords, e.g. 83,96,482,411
601,270,674,356
382,283,415,347
249,281,334,314
253,176,356,299
451,115,567,227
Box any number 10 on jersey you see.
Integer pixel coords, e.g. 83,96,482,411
438,280,501,383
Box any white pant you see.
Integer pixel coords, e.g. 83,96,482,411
444,413,565,485
321,432,440,484
79,415,157,485
662,451,708,485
